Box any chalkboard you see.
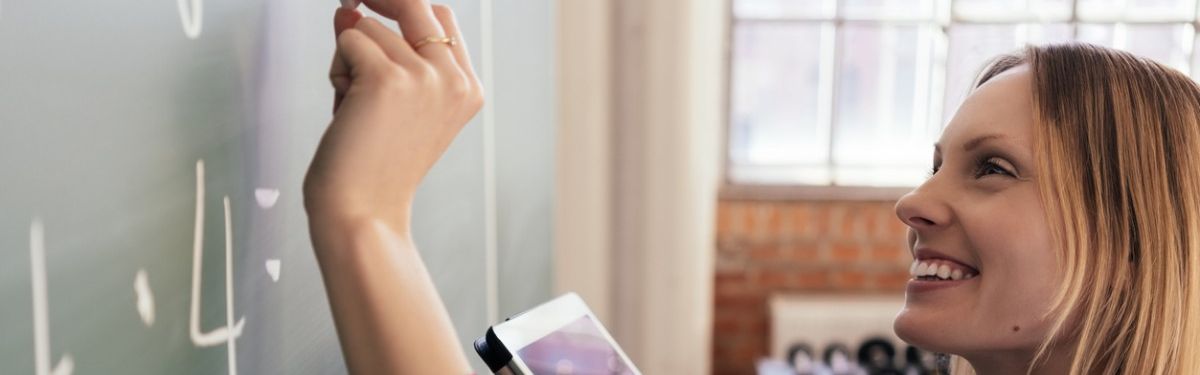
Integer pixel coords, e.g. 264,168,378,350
0,0,554,374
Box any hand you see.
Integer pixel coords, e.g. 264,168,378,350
304,1,483,234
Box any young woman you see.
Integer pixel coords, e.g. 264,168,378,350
302,0,1200,372
894,44,1200,374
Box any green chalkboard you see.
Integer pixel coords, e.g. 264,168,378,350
0,0,554,374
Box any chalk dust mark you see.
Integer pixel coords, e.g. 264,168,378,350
265,259,281,282
134,269,156,327
254,188,279,209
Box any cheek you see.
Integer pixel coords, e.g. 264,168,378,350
969,203,1060,343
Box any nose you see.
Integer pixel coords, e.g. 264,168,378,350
894,181,952,233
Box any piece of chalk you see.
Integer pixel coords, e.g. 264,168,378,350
340,0,360,9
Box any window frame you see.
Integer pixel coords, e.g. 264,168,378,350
721,0,1200,201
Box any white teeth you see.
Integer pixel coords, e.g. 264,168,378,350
910,260,978,280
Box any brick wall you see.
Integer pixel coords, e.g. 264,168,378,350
712,199,912,375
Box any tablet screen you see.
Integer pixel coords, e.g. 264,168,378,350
515,315,636,374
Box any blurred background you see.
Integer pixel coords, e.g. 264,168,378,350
557,0,1200,374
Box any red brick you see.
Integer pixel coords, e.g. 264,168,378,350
712,343,746,370
749,202,768,242
714,313,748,333
794,269,830,289
716,315,765,340
714,335,757,350
715,287,766,308
830,243,862,263
738,202,759,241
832,269,868,289
716,201,737,240
715,250,747,273
716,238,742,254
805,204,821,238
712,200,918,375
818,204,837,237
783,203,813,239
887,211,910,239
714,334,767,374
860,205,880,239
716,270,749,286
763,204,783,238
715,271,750,298
868,242,907,264
784,243,821,263
874,206,900,239
872,268,913,291
839,204,866,239
747,244,783,262
753,268,794,289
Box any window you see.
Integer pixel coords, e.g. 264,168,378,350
727,0,1198,188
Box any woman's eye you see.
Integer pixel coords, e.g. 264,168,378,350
975,158,1014,178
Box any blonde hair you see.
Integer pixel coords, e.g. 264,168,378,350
940,43,1200,374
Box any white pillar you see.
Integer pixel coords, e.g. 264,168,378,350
556,0,724,371
610,0,725,372
554,0,614,323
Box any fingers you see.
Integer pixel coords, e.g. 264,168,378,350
331,8,363,113
353,18,422,67
361,0,457,65
334,7,363,36
430,5,479,86
332,50,349,113
336,28,392,79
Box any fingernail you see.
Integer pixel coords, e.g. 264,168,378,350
340,0,360,9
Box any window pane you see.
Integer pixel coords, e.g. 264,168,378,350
954,0,1074,21
1077,23,1193,73
1077,0,1197,21
729,22,832,171
944,24,1071,122
842,0,940,21
832,25,941,187
727,0,1200,188
734,0,836,19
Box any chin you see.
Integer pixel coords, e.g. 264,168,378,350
893,306,962,355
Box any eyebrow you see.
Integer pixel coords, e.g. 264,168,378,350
934,134,1006,153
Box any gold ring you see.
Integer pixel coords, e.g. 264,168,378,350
412,35,459,50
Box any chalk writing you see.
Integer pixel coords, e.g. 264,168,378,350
30,219,75,375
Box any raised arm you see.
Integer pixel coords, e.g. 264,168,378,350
302,1,483,373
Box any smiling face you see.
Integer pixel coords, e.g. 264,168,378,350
892,65,1062,360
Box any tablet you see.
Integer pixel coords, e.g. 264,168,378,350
474,293,641,375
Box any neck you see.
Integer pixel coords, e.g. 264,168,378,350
962,341,1076,375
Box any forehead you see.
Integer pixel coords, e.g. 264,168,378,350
938,65,1035,152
